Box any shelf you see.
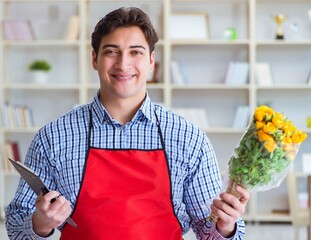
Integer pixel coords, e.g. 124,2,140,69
3,0,78,2
257,0,310,3
205,128,246,134
171,84,250,90
1,0,310,226
295,172,311,178
2,40,80,46
172,0,249,3
170,39,250,45
256,40,311,46
254,213,292,222
3,83,80,90
256,85,311,90
2,127,41,133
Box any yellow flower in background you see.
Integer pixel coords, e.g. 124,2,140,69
255,121,265,130
255,105,274,122
282,121,296,137
263,122,277,135
272,112,285,128
258,130,271,142
264,138,277,153
291,131,308,144
282,136,292,145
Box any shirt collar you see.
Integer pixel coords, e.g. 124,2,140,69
91,91,157,126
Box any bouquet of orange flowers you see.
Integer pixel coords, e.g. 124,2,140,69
207,105,308,223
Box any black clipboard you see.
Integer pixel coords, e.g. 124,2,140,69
8,158,77,228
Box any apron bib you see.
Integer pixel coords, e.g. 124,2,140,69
60,110,182,239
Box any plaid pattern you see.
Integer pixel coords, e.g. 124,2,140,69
6,93,245,240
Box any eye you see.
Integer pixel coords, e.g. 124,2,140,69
104,49,118,56
131,50,143,55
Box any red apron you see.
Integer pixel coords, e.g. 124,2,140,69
61,112,182,239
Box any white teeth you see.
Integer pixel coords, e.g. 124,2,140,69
116,75,132,80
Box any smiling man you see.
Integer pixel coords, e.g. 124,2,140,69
6,7,249,240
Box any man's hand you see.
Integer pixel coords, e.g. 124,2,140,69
210,185,250,238
32,190,72,237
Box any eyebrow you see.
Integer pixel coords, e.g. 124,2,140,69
102,44,146,50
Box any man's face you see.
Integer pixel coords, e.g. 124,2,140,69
92,26,155,104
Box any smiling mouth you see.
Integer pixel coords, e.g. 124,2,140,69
112,74,135,80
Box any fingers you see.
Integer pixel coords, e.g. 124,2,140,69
211,185,250,222
34,191,72,228
36,191,60,208
220,185,250,208
48,196,72,219
211,198,240,222
236,185,250,204
210,185,250,237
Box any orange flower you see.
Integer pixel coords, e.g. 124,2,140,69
258,130,272,142
255,105,274,122
282,121,296,137
263,122,277,135
282,136,292,145
264,138,277,153
291,131,308,144
255,121,265,130
272,112,285,128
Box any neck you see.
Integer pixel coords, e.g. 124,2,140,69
100,94,145,125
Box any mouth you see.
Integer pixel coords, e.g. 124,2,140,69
111,74,136,81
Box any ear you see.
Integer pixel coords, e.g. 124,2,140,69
149,51,155,72
92,50,98,70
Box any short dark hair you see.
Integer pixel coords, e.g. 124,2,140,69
91,7,159,57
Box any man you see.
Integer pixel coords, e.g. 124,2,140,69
6,7,249,239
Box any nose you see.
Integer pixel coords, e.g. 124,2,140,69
114,53,131,70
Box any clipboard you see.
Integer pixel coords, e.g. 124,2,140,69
8,158,77,228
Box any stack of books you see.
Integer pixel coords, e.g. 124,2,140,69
1,102,34,128
224,61,249,85
170,61,188,85
1,141,21,172
171,108,209,130
232,105,250,129
3,20,35,40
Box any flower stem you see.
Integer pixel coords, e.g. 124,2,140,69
207,180,242,224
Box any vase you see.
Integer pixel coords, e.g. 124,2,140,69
31,71,48,83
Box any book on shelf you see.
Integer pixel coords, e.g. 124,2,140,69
178,62,189,84
307,70,311,86
302,153,311,173
232,105,250,129
224,61,249,85
170,61,188,85
2,19,35,41
1,141,21,171
65,15,79,41
172,108,209,130
1,103,34,128
147,62,159,83
255,62,273,86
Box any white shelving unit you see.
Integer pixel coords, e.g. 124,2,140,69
1,0,311,224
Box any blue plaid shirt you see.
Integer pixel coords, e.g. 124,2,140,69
6,93,246,240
